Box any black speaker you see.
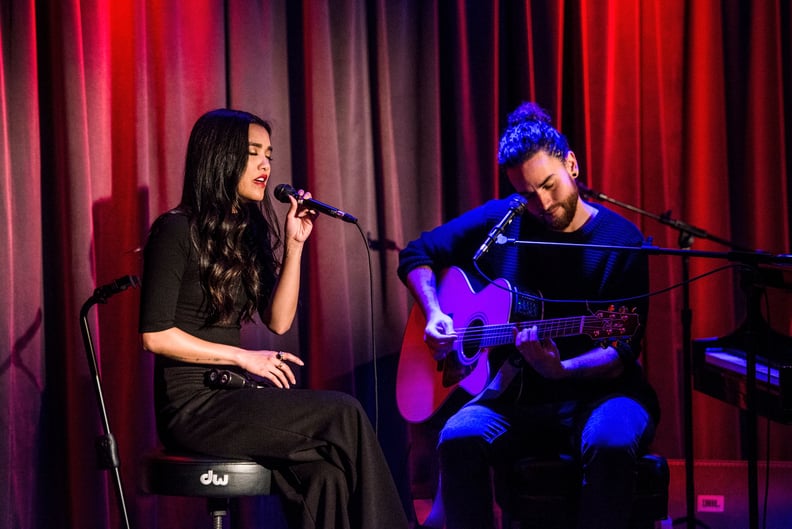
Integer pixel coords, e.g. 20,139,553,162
666,459,792,529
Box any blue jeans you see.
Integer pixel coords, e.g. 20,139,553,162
437,396,655,529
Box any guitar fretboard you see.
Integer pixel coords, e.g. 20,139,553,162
456,313,633,348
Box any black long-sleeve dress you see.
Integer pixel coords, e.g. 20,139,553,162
139,211,408,529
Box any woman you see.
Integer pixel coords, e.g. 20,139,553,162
139,109,408,529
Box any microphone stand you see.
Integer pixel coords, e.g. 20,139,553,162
79,276,140,529
578,184,746,529
504,185,791,529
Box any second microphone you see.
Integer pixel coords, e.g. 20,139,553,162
273,183,358,224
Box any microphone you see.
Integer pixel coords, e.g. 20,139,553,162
273,183,358,224
92,275,141,303
205,368,266,389
576,182,608,201
473,194,528,261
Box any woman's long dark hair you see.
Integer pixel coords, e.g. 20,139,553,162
179,109,281,324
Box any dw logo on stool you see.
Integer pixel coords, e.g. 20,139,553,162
200,469,229,486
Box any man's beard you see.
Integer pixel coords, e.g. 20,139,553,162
541,189,579,231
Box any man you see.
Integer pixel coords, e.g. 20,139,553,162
397,102,660,529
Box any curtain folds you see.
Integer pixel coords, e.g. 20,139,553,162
2,1,790,527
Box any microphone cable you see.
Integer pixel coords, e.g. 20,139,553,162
351,220,380,434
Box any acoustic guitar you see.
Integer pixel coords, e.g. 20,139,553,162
396,266,639,423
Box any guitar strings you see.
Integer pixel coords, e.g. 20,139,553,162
453,313,636,344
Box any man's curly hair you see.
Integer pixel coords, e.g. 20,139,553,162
497,102,570,168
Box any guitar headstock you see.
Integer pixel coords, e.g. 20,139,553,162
584,307,640,339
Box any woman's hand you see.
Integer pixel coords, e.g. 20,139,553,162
238,350,305,389
283,189,318,244
142,329,304,387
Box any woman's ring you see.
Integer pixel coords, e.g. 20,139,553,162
276,351,284,361
277,362,284,370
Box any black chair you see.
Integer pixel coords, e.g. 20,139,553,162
140,449,279,529
495,453,669,529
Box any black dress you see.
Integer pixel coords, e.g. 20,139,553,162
139,211,408,529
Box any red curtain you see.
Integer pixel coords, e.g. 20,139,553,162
2,1,790,528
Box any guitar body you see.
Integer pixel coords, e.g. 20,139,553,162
396,267,513,423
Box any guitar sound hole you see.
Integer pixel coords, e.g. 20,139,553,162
460,319,484,360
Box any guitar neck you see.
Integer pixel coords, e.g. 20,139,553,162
469,315,595,348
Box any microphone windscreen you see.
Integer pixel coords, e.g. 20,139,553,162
508,194,528,214
273,183,296,204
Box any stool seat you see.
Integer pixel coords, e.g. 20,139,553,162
140,449,281,528
496,453,669,529
141,449,273,498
